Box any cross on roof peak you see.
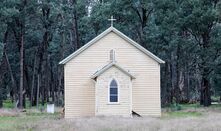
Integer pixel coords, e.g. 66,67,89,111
108,16,116,27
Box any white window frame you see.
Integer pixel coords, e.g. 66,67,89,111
108,78,120,104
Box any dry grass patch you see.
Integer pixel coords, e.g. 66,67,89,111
0,105,221,131
37,112,220,131
0,109,19,117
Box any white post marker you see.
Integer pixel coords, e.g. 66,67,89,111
108,16,116,27
47,103,55,113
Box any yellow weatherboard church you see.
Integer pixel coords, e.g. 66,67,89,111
59,18,164,118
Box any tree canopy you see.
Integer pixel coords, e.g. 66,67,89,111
0,0,221,108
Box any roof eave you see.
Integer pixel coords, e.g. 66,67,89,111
91,62,136,79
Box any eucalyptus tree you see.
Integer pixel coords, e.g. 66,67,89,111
180,0,221,106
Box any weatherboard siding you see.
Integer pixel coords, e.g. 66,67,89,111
64,32,161,118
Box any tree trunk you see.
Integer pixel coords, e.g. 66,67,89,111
34,3,52,107
37,74,40,108
51,65,55,103
41,84,45,106
30,51,37,106
5,50,18,107
46,56,50,103
0,89,2,108
165,62,173,105
200,32,211,106
201,76,211,106
0,29,9,108
57,15,65,106
171,50,179,103
19,34,24,109
184,63,190,102
71,0,80,51
0,29,18,107
176,44,181,102
132,4,153,47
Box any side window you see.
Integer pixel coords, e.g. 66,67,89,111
109,79,118,102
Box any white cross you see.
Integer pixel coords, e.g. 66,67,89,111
108,16,116,27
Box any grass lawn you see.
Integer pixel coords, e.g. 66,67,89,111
164,111,202,118
0,115,51,130
0,104,221,131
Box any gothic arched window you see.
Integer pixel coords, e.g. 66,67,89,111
109,79,118,102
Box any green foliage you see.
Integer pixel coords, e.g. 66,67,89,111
3,100,14,108
179,103,202,109
165,103,202,111
166,111,202,118
2,99,35,109
171,104,182,111
170,103,182,111
209,104,221,109
0,0,221,108
25,111,59,116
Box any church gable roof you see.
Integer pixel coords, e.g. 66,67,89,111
91,61,135,79
59,27,165,64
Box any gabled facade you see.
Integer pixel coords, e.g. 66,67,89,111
60,26,164,118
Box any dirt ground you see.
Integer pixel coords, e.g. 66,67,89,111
0,107,221,131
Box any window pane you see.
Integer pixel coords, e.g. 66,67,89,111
110,80,117,86
110,96,118,102
110,88,118,94
110,94,117,97
110,86,117,88
109,79,118,102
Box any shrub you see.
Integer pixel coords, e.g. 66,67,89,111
170,103,182,111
